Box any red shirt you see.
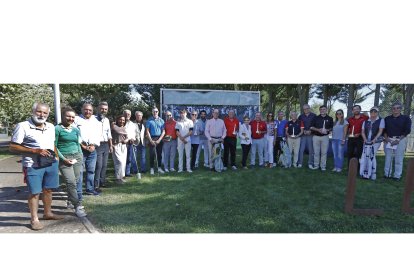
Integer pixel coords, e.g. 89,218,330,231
347,114,368,136
224,117,240,138
250,120,267,139
164,119,177,139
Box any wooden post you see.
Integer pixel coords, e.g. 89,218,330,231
402,159,414,214
345,158,384,216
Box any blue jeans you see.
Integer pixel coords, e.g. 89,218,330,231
331,139,345,170
77,149,97,197
126,144,138,175
95,142,110,187
136,144,147,172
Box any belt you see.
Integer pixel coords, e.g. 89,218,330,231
211,136,221,139
100,141,108,143
391,136,402,139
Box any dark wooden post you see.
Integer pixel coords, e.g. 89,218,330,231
402,159,414,214
345,158,384,216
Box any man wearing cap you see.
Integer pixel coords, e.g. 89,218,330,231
10,103,64,230
360,106,384,180
95,101,113,190
383,103,412,180
146,107,165,175
176,109,194,173
205,109,227,171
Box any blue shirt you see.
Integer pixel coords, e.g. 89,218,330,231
146,117,165,137
274,119,288,137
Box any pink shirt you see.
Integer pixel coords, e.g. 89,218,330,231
205,118,227,140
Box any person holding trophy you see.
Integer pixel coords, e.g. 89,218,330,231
285,111,304,168
249,112,267,167
310,105,334,171
223,109,239,170
239,116,252,169
162,111,178,172
344,105,368,167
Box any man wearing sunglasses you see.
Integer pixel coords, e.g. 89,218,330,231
383,103,412,180
146,107,165,175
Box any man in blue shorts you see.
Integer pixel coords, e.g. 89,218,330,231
10,103,64,230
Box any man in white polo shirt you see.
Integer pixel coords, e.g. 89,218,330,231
175,109,194,173
10,102,64,230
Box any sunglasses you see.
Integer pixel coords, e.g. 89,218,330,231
166,114,172,117
192,114,197,116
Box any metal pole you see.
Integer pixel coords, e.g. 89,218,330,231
53,83,61,124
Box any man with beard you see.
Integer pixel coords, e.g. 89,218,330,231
95,102,113,190
345,105,368,166
196,110,209,168
10,103,64,230
74,103,101,197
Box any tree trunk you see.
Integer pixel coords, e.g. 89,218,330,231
323,84,328,106
297,84,310,111
403,84,414,116
374,84,380,107
347,84,355,118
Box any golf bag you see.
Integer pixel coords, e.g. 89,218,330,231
212,141,224,172
278,138,292,168
359,143,375,179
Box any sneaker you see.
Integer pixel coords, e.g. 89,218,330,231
85,190,100,196
310,166,319,170
164,168,169,173
187,170,193,173
223,167,228,171
308,164,314,169
293,164,297,168
195,162,199,168
204,164,209,168
232,165,237,170
243,166,248,169
337,169,342,173
332,168,337,172
272,163,277,168
321,167,326,171
150,168,155,175
170,168,176,172
297,164,302,168
67,201,74,209
158,168,165,174
178,170,183,173
75,206,87,218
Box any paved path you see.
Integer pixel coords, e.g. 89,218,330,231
0,155,99,233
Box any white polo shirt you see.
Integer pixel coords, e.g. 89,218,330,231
11,118,55,168
73,115,101,146
175,118,194,143
125,120,137,141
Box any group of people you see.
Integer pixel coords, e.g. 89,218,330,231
9,100,412,230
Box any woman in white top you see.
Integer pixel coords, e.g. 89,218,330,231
238,116,252,169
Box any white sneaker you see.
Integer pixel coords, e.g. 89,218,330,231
150,168,155,175
75,206,87,217
310,166,319,170
321,167,326,171
308,164,314,169
297,164,302,168
223,167,228,171
187,170,193,173
231,166,237,170
158,168,165,174
178,170,183,173
293,164,297,168
164,168,169,173
170,168,176,172
204,164,209,168
195,162,199,168
332,168,337,172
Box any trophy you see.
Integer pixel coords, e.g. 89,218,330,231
291,127,295,138
321,120,327,135
256,123,260,134
349,126,355,138
232,124,237,135
194,124,198,136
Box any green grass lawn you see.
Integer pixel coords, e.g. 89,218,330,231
82,150,414,233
